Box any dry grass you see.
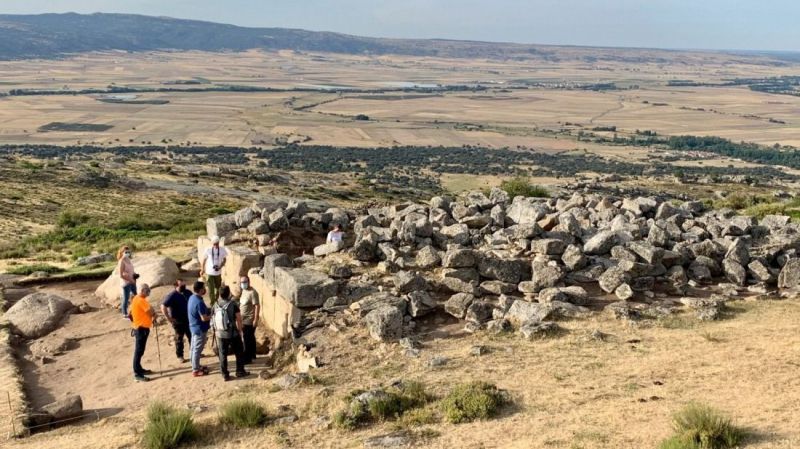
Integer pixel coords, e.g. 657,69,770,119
6,297,800,449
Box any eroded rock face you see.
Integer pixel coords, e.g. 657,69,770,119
6,293,74,339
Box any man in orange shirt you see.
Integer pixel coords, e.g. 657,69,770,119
130,284,156,382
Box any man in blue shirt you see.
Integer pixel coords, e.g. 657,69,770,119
160,279,192,363
187,280,211,377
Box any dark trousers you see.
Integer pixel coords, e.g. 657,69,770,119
133,327,150,376
242,324,257,363
217,335,245,377
172,322,191,359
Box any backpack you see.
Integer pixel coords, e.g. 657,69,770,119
213,301,235,338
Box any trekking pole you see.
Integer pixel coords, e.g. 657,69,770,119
154,320,163,376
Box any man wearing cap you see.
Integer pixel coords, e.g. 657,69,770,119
130,284,155,382
200,236,228,305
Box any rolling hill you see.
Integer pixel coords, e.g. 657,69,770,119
0,12,791,64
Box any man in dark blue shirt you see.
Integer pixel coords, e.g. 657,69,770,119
188,281,211,377
160,279,192,363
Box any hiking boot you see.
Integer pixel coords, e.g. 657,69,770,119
235,371,250,378
134,375,150,382
192,370,206,377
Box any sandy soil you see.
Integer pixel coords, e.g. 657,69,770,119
4,275,800,448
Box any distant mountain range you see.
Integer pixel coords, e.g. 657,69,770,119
0,12,794,63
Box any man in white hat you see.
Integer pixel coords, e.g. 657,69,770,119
200,236,228,305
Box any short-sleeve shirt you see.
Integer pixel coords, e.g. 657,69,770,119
327,231,344,243
203,246,228,276
188,294,210,335
130,294,153,329
162,289,191,324
214,299,241,339
239,288,260,326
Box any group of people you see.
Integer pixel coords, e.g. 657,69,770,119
117,236,261,383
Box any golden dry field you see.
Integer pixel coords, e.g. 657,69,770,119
1,49,800,148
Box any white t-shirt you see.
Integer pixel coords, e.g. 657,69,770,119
203,246,228,276
327,230,344,243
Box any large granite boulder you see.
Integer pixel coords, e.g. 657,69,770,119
273,267,338,308
365,306,404,341
95,256,179,306
778,258,800,289
6,292,73,339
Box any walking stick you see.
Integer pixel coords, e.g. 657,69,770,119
154,320,163,376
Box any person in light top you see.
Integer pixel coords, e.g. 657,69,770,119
200,236,227,305
117,245,137,319
326,224,344,244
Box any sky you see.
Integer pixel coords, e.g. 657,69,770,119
2,0,799,52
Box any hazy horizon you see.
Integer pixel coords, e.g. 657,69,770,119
2,1,800,53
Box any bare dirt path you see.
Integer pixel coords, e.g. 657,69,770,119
16,280,272,428
589,95,626,124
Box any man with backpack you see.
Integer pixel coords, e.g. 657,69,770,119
213,285,249,381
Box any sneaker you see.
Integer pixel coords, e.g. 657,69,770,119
201,366,210,374
141,369,154,375
223,375,232,382
134,375,150,382
192,370,206,377
178,357,187,363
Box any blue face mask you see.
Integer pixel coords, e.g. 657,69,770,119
241,283,249,290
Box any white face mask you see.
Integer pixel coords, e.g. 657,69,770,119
124,251,132,259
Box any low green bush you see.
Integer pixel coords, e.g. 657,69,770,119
658,403,747,449
441,381,509,424
334,381,432,430
219,398,268,428
142,402,198,449
500,177,549,198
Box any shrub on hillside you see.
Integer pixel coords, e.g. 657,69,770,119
500,177,549,198
658,403,747,449
219,399,267,428
441,381,509,424
333,381,432,430
142,402,198,449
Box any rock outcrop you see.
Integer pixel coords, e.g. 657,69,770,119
6,293,73,339
95,256,180,306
